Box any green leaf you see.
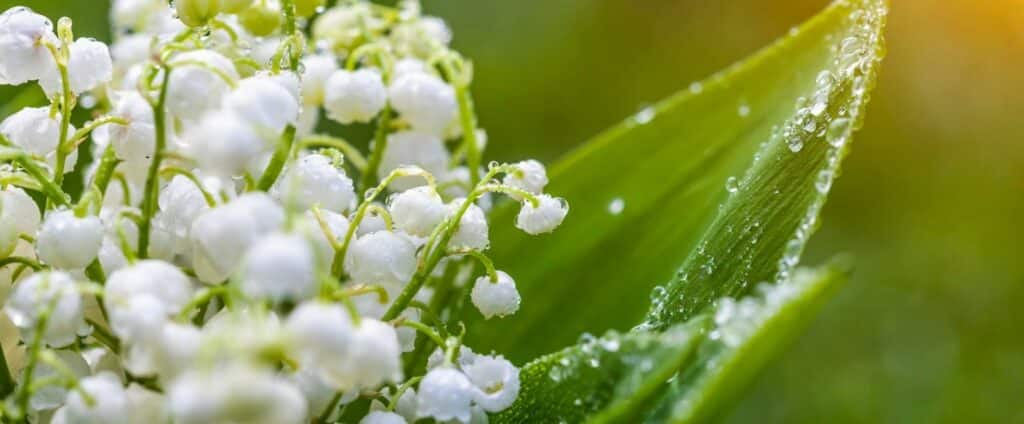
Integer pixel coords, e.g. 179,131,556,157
494,318,707,423
643,261,850,423
466,0,887,360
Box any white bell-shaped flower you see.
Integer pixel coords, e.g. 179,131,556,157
190,193,284,284
0,7,57,85
0,107,78,172
242,233,317,303
344,231,417,285
184,110,267,177
168,365,307,424
416,367,476,423
156,174,211,254
0,186,40,255
515,194,568,235
95,91,155,172
275,153,355,212
324,68,388,124
470,271,520,319
59,372,130,424
388,186,447,238
36,209,103,269
28,350,91,410
166,49,239,120
344,318,403,388
391,16,452,59
301,209,350,264
124,321,200,378
360,411,407,424
378,131,449,191
300,53,338,106
223,75,300,132
503,159,548,195
392,58,427,81
388,71,457,135
448,199,489,251
464,354,520,412
104,260,193,339
39,37,113,97
287,302,354,387
3,271,86,347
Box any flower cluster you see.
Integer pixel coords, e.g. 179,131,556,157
0,1,568,422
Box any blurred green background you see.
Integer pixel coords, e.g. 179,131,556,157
4,0,1023,422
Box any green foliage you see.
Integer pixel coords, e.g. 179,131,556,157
474,0,886,420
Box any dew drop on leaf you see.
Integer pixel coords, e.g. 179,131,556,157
725,176,739,193
607,197,625,215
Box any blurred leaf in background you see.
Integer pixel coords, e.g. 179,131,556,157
4,0,1022,422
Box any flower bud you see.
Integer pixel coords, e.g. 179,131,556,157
36,210,104,269
388,72,457,135
345,231,416,286
503,159,548,195
516,194,568,235
274,153,355,213
294,0,326,18
4,271,86,347
175,0,222,28
388,186,446,238
242,233,317,303
416,368,475,423
448,199,489,250
239,2,282,37
0,7,58,85
465,354,520,412
324,69,387,124
360,411,406,424
60,372,131,424
221,0,252,14
471,271,520,319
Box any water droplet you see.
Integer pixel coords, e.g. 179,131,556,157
650,286,666,301
815,170,834,193
633,107,655,125
688,82,703,94
725,176,739,193
607,197,625,215
826,118,851,147
80,94,97,109
737,103,750,117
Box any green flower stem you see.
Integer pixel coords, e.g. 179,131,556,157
0,256,44,271
256,125,298,191
395,320,446,348
51,56,74,190
0,339,14,398
0,146,71,207
316,392,344,424
165,59,237,88
331,167,432,278
364,204,393,231
387,376,423,412
299,135,368,171
177,286,229,322
382,165,514,321
159,167,217,206
333,284,390,304
15,299,54,417
454,85,481,186
360,106,392,192
138,65,172,259
64,116,129,154
85,318,120,354
91,143,121,197
448,249,497,282
480,184,541,207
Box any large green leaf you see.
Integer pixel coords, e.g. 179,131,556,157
466,0,886,360
643,261,850,423
494,318,707,423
